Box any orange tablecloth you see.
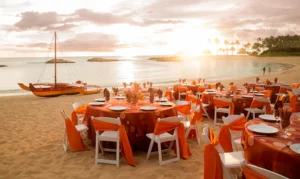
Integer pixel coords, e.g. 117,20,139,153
201,92,254,118
84,99,177,151
242,116,300,179
173,84,198,100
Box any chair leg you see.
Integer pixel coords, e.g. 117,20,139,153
168,140,174,151
63,130,68,152
214,107,217,126
252,112,255,119
246,111,250,120
116,139,120,168
157,139,163,165
146,139,155,160
175,136,180,162
95,134,99,164
195,124,200,145
185,127,191,138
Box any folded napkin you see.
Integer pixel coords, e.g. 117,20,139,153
103,88,110,101
157,89,163,98
274,77,278,84
112,87,119,96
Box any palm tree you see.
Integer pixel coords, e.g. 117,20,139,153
230,46,235,55
214,38,220,55
235,40,240,54
224,40,229,55
243,43,251,54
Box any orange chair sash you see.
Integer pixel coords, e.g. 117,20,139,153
175,103,191,115
164,91,173,101
219,116,247,152
291,83,299,89
177,86,187,92
92,120,136,166
288,91,300,112
250,100,272,114
242,166,267,179
71,105,86,125
214,99,234,115
65,118,86,151
204,128,223,179
153,121,191,159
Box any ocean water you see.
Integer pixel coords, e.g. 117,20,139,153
0,56,292,96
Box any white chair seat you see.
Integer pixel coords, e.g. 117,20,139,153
202,103,209,107
75,124,88,132
99,131,118,142
219,151,244,168
245,108,265,113
146,132,176,143
232,136,241,145
216,107,230,113
181,121,190,129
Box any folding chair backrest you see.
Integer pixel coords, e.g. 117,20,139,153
254,97,270,103
91,116,121,125
222,114,244,125
214,97,232,103
202,124,224,153
158,116,181,123
61,110,68,120
72,101,84,110
242,160,288,179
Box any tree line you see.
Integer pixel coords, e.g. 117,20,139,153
205,34,300,56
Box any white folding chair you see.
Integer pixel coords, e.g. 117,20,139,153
201,102,211,120
222,114,245,151
202,124,244,179
92,116,121,167
241,160,288,179
176,100,192,121
214,97,233,126
177,86,187,101
146,116,181,165
245,97,270,120
181,95,201,145
60,110,88,152
72,101,85,124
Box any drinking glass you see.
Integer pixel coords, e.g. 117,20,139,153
280,118,290,139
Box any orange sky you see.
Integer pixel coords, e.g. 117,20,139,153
0,0,299,57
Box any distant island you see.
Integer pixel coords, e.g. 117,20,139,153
46,59,75,63
148,56,182,62
87,57,119,62
0,65,7,67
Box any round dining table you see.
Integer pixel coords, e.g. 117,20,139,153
83,99,178,151
242,115,300,179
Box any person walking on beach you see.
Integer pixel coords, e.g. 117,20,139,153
268,66,271,75
263,67,266,75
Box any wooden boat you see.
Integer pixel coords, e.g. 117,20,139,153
19,31,84,97
80,85,102,95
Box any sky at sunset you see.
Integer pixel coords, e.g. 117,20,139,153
0,0,299,57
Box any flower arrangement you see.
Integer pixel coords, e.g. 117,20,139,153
256,77,260,83
125,82,143,104
266,79,272,85
122,82,127,88
243,83,251,93
157,89,163,98
274,77,278,84
182,79,186,84
197,78,202,83
191,80,197,85
179,78,182,84
143,82,146,88
103,88,110,101
112,87,119,96
220,84,225,91
216,82,221,89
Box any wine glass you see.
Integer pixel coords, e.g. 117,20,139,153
280,118,290,139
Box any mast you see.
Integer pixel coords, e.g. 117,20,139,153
54,31,57,86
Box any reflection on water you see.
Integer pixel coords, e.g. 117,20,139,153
0,56,293,96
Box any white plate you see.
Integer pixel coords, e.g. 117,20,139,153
109,106,127,111
95,98,105,102
89,102,105,106
247,124,278,134
290,144,300,154
160,102,173,106
206,90,215,92
114,96,125,99
140,106,156,111
207,92,217,94
254,93,264,96
242,95,253,98
259,114,276,122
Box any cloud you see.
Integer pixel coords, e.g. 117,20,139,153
18,33,125,52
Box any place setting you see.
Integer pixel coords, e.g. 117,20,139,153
89,101,106,106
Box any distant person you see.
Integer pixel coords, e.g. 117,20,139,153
263,67,266,75
268,66,271,75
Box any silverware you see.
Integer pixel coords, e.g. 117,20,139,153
281,141,292,150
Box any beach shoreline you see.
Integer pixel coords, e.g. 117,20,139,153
0,56,299,179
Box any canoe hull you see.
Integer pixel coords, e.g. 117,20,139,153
29,83,82,97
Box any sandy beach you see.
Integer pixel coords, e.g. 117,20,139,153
0,56,299,179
